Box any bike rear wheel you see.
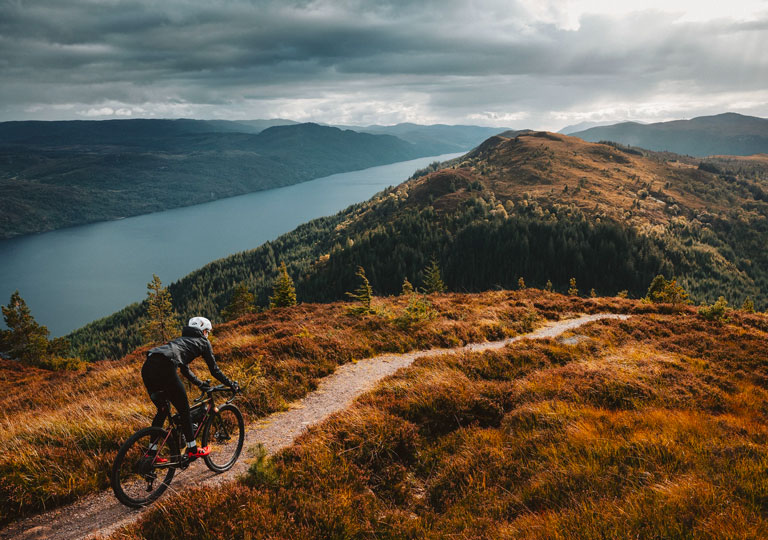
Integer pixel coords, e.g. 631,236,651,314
202,403,244,473
111,426,179,508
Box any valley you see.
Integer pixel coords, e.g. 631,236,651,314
0,120,503,239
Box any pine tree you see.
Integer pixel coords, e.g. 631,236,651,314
141,274,179,344
645,275,668,302
665,279,689,305
545,280,553,292
645,275,689,305
590,288,597,298
269,262,297,309
422,258,446,294
568,277,579,296
0,291,51,365
518,277,526,290
346,266,374,314
222,282,256,321
401,277,414,295
741,297,755,313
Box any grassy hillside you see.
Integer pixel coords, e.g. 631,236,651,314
0,121,423,238
3,289,596,525
102,297,768,539
68,131,768,361
570,112,768,156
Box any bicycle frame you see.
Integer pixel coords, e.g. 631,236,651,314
112,381,243,508
146,384,236,469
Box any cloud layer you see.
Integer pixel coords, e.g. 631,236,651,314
1,0,766,129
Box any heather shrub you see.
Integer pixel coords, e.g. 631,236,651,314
118,310,768,539
698,296,730,322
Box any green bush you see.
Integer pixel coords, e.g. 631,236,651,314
698,296,730,322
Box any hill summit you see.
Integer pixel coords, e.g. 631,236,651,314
69,130,768,361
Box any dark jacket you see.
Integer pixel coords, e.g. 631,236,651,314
148,326,233,388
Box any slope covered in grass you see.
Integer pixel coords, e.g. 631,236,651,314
118,302,768,539
2,290,593,525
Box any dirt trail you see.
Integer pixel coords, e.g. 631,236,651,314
2,313,627,540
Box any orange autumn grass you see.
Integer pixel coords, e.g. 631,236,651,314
115,307,768,539
1,289,627,525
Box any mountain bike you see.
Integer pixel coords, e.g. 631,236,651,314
111,382,245,508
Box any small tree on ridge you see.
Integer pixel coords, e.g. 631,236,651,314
1,291,73,368
346,266,374,315
141,274,179,344
270,262,297,309
222,282,256,321
422,258,446,294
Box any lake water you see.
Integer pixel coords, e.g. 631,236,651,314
0,153,462,336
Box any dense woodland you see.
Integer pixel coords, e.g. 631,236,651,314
68,133,768,361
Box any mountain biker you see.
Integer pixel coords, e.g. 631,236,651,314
141,316,239,461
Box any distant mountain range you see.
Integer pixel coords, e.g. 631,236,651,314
70,130,768,360
0,119,503,239
557,120,624,135
569,113,768,156
338,123,508,154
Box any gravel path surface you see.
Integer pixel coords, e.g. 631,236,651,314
2,313,627,540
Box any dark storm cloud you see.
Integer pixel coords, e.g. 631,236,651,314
0,0,766,126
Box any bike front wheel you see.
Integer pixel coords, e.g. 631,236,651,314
202,403,245,473
111,426,179,508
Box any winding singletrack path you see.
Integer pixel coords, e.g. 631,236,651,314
2,313,628,540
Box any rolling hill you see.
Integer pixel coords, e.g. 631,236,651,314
557,120,621,134
569,112,768,156
68,131,768,361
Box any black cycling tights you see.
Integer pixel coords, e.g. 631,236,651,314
141,353,195,444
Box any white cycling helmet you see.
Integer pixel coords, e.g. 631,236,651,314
188,316,212,332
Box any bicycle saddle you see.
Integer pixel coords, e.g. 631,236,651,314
149,391,168,407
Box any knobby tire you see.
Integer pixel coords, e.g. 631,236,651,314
111,426,179,508
202,403,245,473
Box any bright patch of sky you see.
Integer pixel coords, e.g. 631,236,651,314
520,0,768,29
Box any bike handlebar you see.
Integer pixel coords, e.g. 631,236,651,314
193,380,240,403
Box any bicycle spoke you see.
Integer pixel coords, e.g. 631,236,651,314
202,405,244,472
112,427,178,507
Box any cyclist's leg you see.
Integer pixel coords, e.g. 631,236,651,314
141,354,172,429
141,354,176,460
164,367,195,447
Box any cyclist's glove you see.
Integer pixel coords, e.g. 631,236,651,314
230,381,240,393
199,381,212,393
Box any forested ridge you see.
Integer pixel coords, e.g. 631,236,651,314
1,120,478,238
69,132,768,360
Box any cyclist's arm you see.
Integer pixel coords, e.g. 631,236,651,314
179,362,205,388
202,340,234,387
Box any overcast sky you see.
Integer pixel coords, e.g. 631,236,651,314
1,0,766,130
